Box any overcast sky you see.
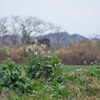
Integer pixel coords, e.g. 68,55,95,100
0,0,100,37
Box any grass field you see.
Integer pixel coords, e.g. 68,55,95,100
62,65,96,72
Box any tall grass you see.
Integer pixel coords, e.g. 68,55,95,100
0,40,100,65
57,40,100,65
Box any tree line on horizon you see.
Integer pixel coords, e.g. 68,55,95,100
0,16,62,45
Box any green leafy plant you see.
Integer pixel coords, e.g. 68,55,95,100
0,58,33,94
87,63,100,80
24,45,62,81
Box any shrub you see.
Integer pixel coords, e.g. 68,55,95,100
0,58,32,94
24,45,62,81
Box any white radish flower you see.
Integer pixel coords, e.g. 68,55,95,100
34,51,38,55
84,61,87,65
33,44,36,47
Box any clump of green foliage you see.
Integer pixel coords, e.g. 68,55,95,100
87,63,100,80
0,58,33,94
24,45,62,82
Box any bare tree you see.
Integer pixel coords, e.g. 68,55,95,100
51,25,64,48
8,17,22,45
0,16,60,45
12,16,52,44
0,17,8,44
12,16,32,44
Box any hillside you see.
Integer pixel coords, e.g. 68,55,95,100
0,32,100,46
38,32,88,47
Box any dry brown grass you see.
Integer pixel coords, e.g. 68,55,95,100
57,40,100,65
0,40,100,65
0,44,29,63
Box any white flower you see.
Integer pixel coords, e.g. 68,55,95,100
41,44,46,48
41,44,44,47
34,51,38,55
47,55,51,58
33,44,36,47
90,62,94,65
84,61,87,65
26,48,29,52
43,44,46,48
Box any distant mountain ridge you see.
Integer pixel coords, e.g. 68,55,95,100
0,32,100,46
38,32,88,46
